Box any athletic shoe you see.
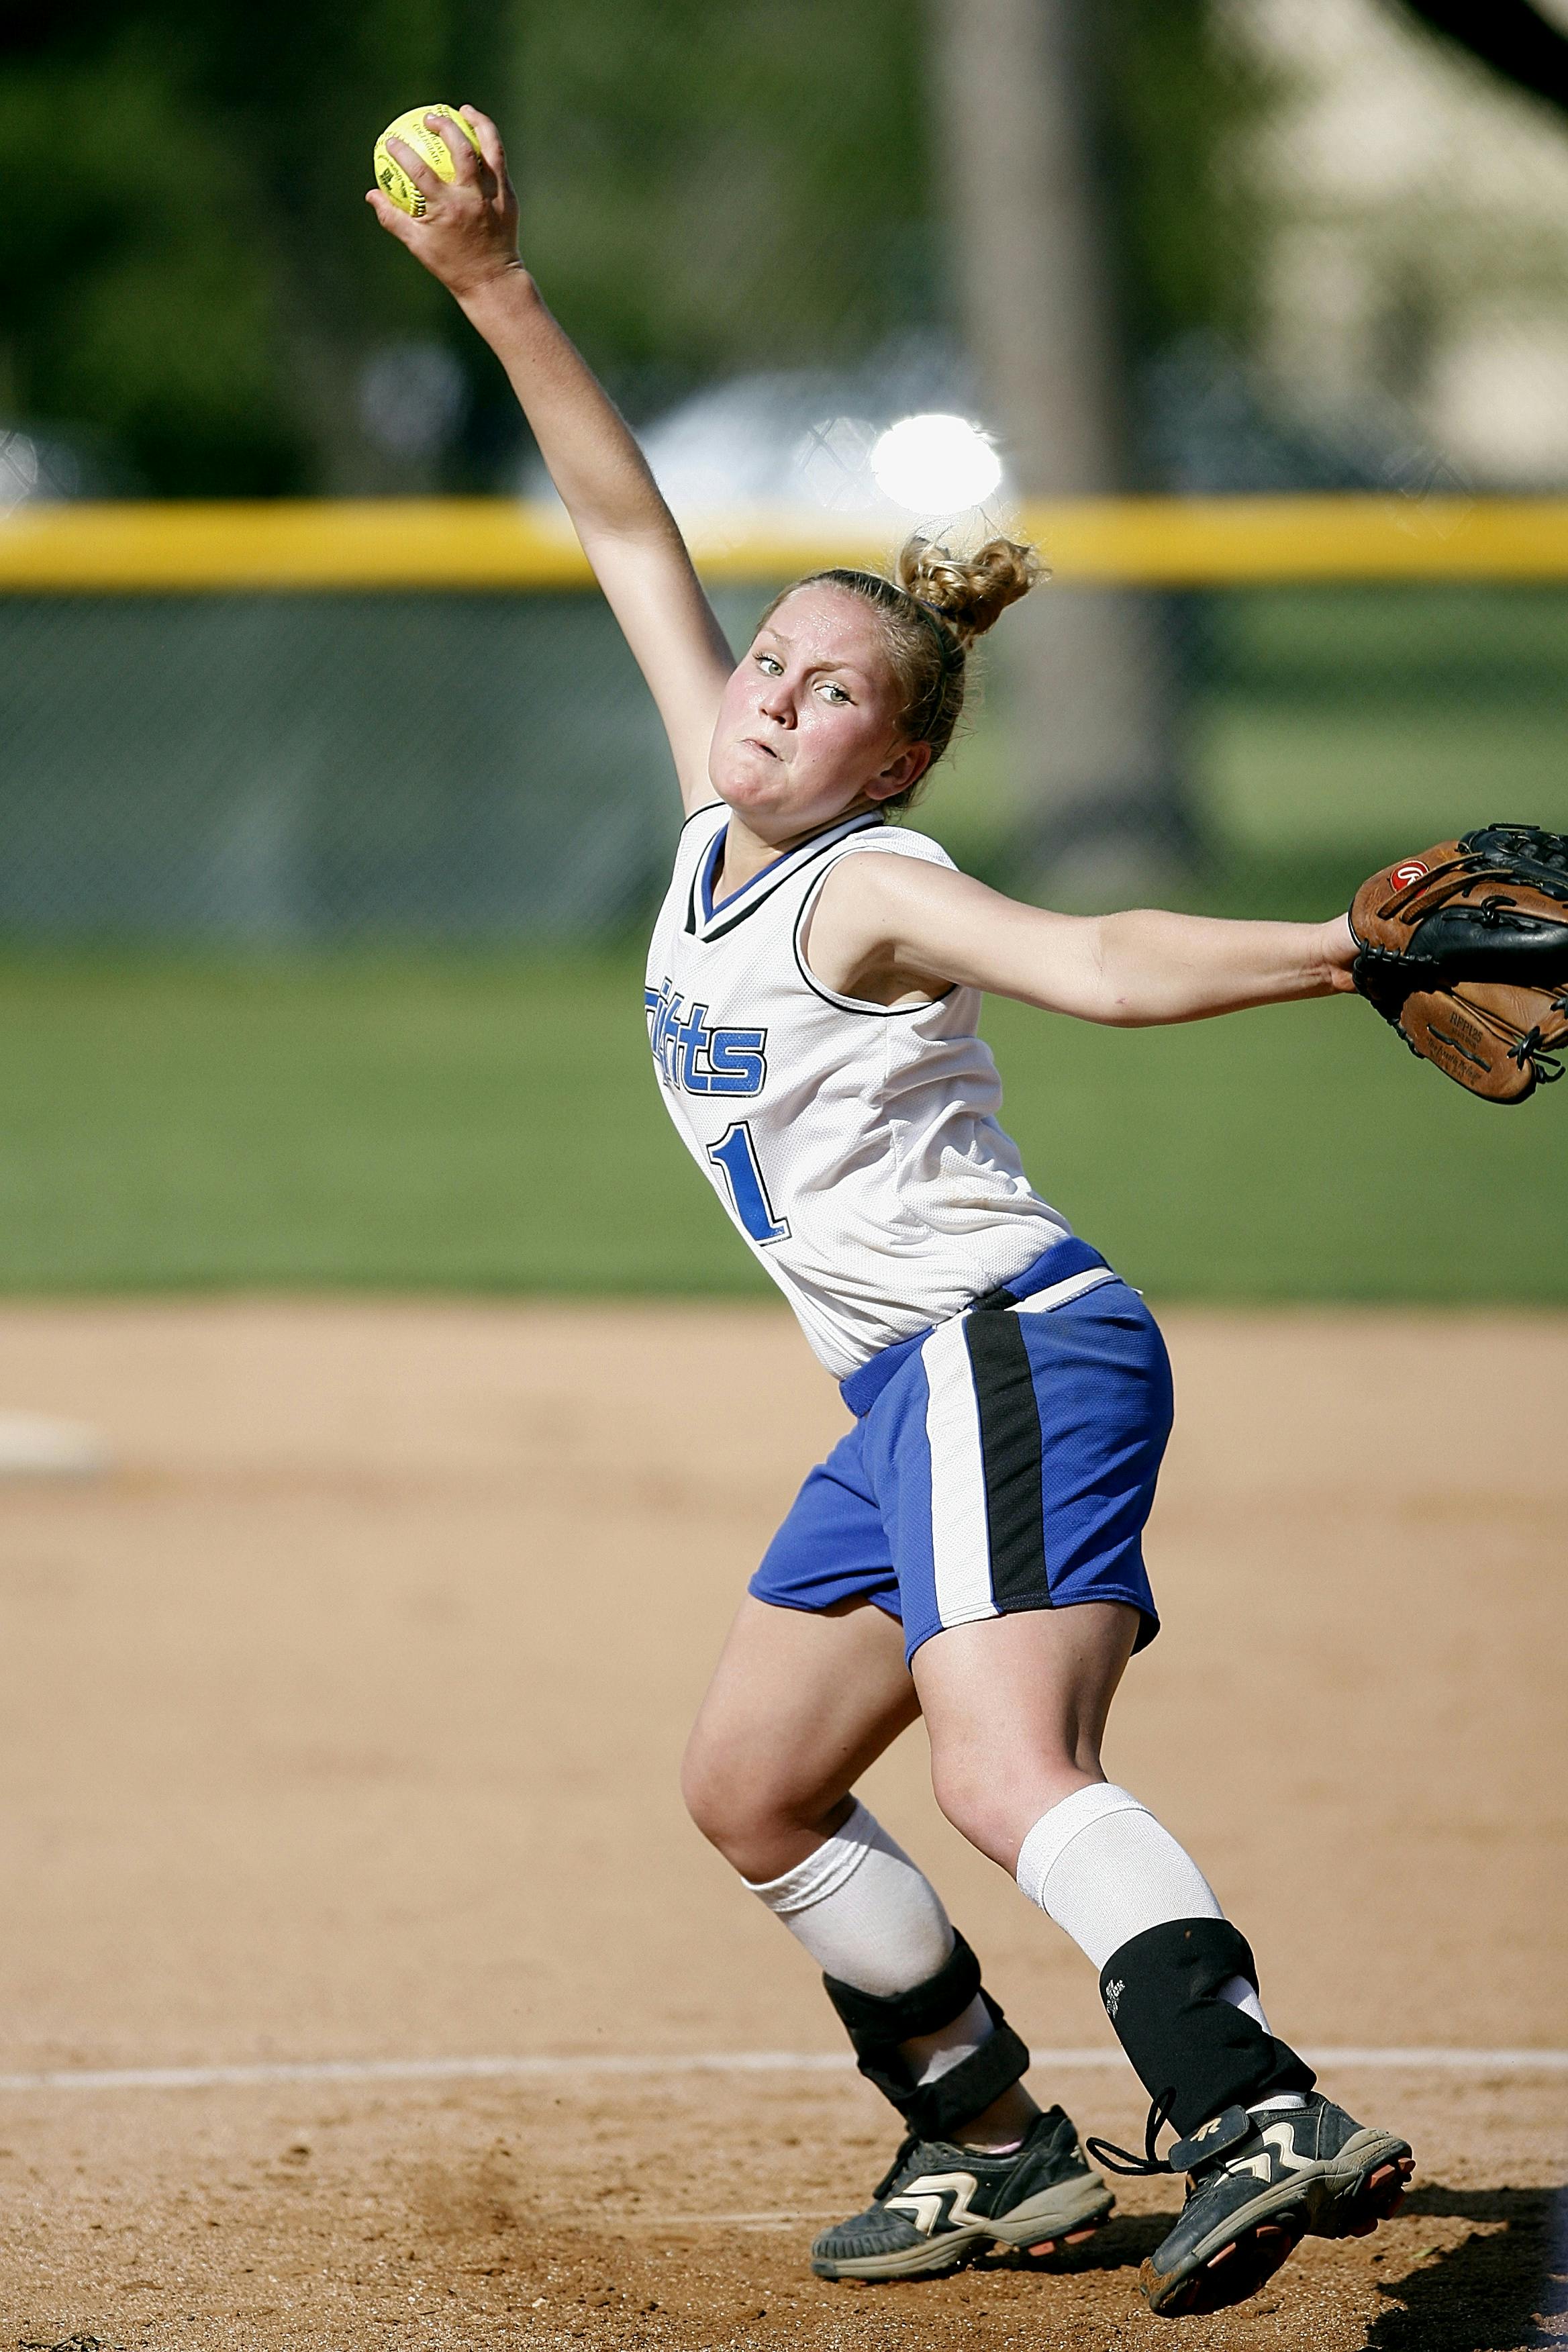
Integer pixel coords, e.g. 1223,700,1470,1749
1130,2095,1414,2318
810,2104,1114,2281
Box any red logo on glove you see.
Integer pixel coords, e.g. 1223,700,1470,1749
1391,860,1430,889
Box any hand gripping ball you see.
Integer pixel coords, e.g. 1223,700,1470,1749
373,107,483,217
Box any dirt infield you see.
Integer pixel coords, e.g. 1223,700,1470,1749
0,1300,1561,2350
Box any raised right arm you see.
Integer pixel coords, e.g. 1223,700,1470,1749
367,106,732,812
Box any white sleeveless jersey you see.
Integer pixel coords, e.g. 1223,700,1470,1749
644,802,1071,1379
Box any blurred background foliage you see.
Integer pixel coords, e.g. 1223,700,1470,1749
1093,0,1271,362
0,0,1254,497
6,0,1568,503
0,0,493,493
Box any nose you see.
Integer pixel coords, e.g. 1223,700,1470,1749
757,674,795,727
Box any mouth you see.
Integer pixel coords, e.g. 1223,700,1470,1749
740,736,779,761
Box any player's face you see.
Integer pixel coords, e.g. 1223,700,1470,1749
707,586,930,840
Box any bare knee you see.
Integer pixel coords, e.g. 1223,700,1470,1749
913,1604,1134,1867
930,1741,1099,1874
679,1723,850,1883
928,1747,1018,1868
677,1728,758,1857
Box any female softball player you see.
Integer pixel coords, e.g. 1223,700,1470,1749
372,109,1414,2320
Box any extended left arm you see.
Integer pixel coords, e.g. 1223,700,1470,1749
805,856,1357,1023
1057,903,1357,1023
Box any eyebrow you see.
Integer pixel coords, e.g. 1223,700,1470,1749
753,630,869,680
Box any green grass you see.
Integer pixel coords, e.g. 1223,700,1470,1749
0,952,1561,1301
1201,586,1568,858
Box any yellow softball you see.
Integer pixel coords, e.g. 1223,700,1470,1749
373,107,483,217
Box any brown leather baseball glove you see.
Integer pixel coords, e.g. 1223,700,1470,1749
1348,825,1568,1103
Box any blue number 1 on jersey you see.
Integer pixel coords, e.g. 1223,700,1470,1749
707,1122,790,1246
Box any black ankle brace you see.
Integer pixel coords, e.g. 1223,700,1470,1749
1098,1917,1316,2137
822,1930,1032,2141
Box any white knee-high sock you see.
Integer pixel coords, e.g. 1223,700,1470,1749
744,1801,995,2088
1016,1783,1299,2097
744,1800,955,1995
1016,1783,1228,1972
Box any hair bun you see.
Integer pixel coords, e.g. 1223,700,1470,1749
894,534,1044,650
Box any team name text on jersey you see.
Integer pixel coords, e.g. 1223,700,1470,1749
645,979,768,1097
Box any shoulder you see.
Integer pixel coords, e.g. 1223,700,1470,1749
832,823,958,875
807,827,959,923
802,830,983,1003
812,829,965,924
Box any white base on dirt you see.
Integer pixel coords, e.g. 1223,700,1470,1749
0,1412,110,1479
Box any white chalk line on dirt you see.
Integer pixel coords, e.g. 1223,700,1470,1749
0,2047,1563,2095
616,2211,841,2231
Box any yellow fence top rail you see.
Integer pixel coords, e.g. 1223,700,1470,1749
1,495,1567,591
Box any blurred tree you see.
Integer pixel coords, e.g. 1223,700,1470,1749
0,27,304,493
1093,0,1267,364
509,0,933,414
512,0,1263,409
0,0,1263,496
0,0,505,493
927,0,1183,898
924,0,1264,893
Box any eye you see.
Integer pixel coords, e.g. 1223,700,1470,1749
818,681,850,705
754,651,782,675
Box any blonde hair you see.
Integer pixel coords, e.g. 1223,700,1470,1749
761,533,1043,809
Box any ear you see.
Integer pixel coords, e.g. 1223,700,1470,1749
865,739,932,804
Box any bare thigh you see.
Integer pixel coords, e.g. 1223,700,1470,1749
912,1603,1140,1873
681,1596,920,1882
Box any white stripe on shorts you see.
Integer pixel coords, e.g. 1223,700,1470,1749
921,1314,997,1630
1012,1265,1118,1316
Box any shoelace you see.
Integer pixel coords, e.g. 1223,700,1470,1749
871,2132,920,2202
1085,2088,1178,2179
869,2122,1039,2204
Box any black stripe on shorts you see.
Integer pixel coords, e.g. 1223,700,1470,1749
962,1307,1050,1612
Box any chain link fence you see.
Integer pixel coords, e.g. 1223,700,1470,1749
0,591,671,940
1,569,1564,940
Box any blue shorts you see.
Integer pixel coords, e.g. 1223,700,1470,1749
748,1238,1171,1663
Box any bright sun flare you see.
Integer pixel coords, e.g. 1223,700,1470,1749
870,413,1003,513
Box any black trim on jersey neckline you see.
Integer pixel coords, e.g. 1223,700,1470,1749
701,820,817,923
699,826,730,922
686,812,883,942
680,802,727,936
790,851,959,1018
